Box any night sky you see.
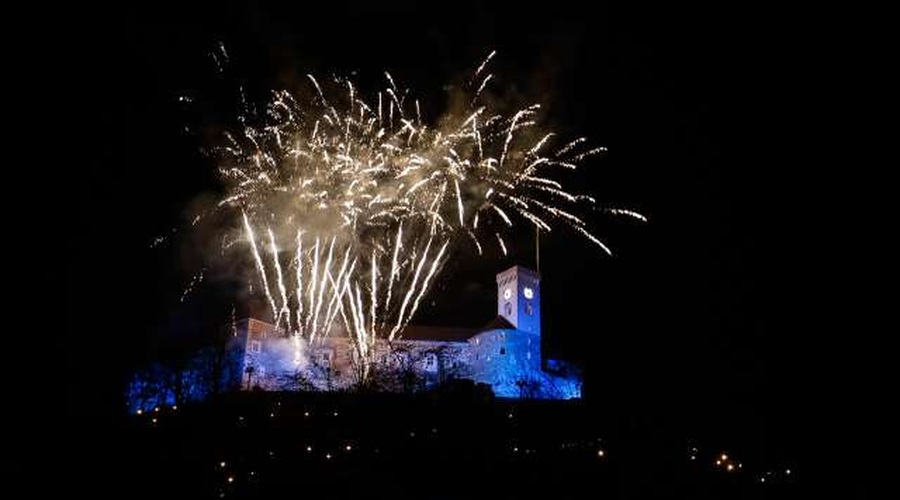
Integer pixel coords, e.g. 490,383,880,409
65,1,845,465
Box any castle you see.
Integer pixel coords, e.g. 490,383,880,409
127,265,581,412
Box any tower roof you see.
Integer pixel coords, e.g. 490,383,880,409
496,265,541,282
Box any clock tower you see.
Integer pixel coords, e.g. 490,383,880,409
496,265,541,335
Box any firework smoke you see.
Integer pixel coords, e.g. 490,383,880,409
207,51,640,376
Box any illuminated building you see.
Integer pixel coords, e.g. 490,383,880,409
127,265,581,412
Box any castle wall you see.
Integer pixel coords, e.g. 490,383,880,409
470,329,548,398
244,335,475,392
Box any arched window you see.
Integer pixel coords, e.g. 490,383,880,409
505,302,512,316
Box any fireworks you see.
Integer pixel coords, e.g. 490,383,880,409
204,51,640,376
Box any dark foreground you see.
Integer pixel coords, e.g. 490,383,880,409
68,390,797,498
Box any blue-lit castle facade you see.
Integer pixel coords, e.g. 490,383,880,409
128,266,581,412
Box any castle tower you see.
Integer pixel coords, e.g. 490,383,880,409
496,265,541,335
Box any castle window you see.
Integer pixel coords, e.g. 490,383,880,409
525,302,533,316
424,353,438,372
500,347,506,355
505,302,512,316
249,340,262,354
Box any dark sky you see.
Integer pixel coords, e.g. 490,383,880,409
67,1,840,461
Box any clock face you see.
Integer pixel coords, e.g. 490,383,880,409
503,288,511,300
524,287,534,299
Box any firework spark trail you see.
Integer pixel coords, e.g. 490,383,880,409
491,205,513,226
473,50,496,82
454,179,465,226
467,229,483,255
500,107,535,169
295,230,304,336
606,208,648,222
346,281,364,353
324,256,356,339
402,239,450,333
473,74,493,104
308,237,319,327
268,227,291,332
390,234,435,340
315,246,352,342
180,269,205,303
382,224,403,327
355,284,367,351
573,225,612,255
243,212,278,318
311,237,336,339
496,233,508,256
370,248,378,338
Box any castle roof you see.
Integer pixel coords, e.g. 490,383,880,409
396,315,517,343
396,325,477,343
477,315,516,332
